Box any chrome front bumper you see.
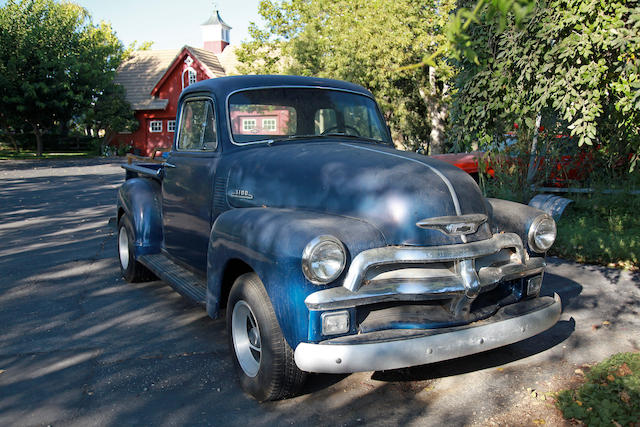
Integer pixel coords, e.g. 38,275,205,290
294,293,561,373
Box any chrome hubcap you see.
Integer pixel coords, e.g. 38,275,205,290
232,300,261,377
118,226,130,270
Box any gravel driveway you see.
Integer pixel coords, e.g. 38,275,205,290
0,158,638,426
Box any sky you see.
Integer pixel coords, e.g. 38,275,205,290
75,0,264,50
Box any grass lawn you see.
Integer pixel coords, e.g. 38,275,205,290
0,149,97,160
550,192,640,270
480,169,640,270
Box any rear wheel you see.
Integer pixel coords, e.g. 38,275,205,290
117,215,153,282
227,273,306,401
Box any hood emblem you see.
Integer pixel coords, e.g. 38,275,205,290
229,189,254,200
416,214,487,236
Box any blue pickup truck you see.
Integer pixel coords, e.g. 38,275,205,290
117,75,561,401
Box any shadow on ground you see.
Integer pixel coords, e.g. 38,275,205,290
1,160,638,427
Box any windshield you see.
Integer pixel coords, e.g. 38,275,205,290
228,87,391,144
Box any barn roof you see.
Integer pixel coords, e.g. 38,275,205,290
115,46,226,111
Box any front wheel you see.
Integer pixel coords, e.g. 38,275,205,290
226,273,306,401
117,215,153,282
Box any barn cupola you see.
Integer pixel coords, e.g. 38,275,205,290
201,7,231,54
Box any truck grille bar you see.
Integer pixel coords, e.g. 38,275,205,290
342,233,525,292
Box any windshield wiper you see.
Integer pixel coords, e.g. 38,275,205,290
319,133,386,144
265,135,318,145
264,133,387,146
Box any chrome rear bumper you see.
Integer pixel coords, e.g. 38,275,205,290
294,293,561,373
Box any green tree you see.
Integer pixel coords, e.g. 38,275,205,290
0,0,129,156
82,83,137,153
237,0,457,153
450,0,640,181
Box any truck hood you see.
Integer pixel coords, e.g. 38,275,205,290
224,141,491,245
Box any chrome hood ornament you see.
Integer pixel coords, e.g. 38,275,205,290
416,214,488,236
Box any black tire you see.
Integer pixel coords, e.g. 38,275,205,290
117,215,153,282
226,272,306,401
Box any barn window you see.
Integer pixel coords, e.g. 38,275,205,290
149,120,162,133
262,118,277,131
242,119,256,132
188,69,197,86
167,120,176,132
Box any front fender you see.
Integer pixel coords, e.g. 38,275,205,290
117,177,163,256
206,207,386,348
486,198,550,256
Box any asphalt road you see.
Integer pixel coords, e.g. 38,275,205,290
0,158,638,427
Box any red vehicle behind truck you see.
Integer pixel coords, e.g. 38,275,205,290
432,134,595,186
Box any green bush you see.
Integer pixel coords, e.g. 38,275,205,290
556,352,640,426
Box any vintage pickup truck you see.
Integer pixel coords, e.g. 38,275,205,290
117,75,562,401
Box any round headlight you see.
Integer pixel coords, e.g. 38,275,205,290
302,235,346,285
528,215,557,253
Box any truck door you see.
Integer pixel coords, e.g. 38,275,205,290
162,96,219,273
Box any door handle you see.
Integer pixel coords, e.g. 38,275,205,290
164,162,177,168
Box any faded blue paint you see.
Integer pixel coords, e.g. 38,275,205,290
206,208,385,346
222,141,490,246
162,150,221,272
117,177,163,256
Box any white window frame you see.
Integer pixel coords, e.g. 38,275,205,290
262,118,277,131
167,120,176,132
242,118,256,131
188,69,197,86
149,120,162,133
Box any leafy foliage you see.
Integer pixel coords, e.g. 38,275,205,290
451,0,640,179
0,0,133,156
556,352,640,426
420,0,535,67
237,0,456,152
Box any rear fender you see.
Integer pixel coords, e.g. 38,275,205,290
206,207,386,348
117,177,163,257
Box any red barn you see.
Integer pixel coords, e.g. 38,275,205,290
114,9,238,156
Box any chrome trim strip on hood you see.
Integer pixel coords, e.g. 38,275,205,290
341,143,463,216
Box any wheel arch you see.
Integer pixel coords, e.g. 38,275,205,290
117,177,163,256
220,259,254,308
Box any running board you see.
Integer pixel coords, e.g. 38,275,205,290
138,254,206,306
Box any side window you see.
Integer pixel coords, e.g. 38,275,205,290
177,99,217,151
